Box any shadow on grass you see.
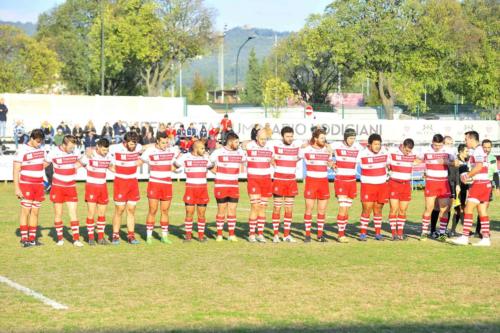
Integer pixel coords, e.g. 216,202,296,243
44,322,500,333
14,215,498,244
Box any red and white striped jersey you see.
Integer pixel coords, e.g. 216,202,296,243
358,148,388,184
13,144,46,184
469,146,489,182
272,141,301,181
46,146,81,187
210,147,246,188
246,141,273,178
299,145,331,179
109,143,142,180
417,145,454,181
332,141,363,181
80,152,112,185
388,146,416,182
175,153,213,186
141,146,179,185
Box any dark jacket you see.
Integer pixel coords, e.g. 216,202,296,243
0,103,8,121
101,125,113,137
113,123,126,136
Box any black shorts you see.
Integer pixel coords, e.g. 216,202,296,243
216,197,239,204
185,203,207,207
459,185,468,206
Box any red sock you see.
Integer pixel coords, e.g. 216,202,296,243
272,213,280,236
227,216,236,236
283,212,292,237
127,231,135,240
185,218,193,239
360,214,370,234
463,213,473,236
479,216,490,238
28,226,37,242
257,216,265,236
373,215,382,235
97,216,106,240
317,213,325,238
337,215,346,238
304,214,312,237
20,224,28,242
216,215,224,236
389,214,397,236
70,221,80,241
397,215,406,236
198,218,206,239
86,218,95,240
54,221,64,241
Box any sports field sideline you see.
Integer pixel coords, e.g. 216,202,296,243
0,181,498,333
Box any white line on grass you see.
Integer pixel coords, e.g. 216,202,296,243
0,275,68,310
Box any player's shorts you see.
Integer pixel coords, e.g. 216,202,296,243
184,185,209,205
147,181,172,201
334,179,357,199
273,179,298,197
85,183,109,205
113,177,140,204
424,180,451,199
467,181,492,204
50,185,78,203
214,186,239,203
360,182,389,204
304,177,330,200
388,179,412,202
19,183,45,203
247,177,272,197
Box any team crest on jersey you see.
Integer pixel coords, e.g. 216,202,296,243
342,150,347,155
187,161,192,166
26,192,30,196
338,188,343,192
118,194,123,198
364,194,369,199
368,158,373,163
57,158,63,164
89,194,94,199
223,156,229,162
252,151,257,156
396,155,401,160
27,153,33,159
153,155,160,161
186,196,191,200
278,148,283,154
310,154,315,159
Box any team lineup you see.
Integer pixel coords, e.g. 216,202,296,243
13,126,493,247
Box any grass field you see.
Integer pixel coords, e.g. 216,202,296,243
0,181,499,333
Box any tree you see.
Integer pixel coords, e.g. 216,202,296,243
241,48,263,104
37,0,99,94
0,25,60,93
188,73,207,104
263,77,293,117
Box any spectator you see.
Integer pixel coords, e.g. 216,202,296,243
166,122,176,145
142,130,155,145
113,120,127,143
209,125,220,142
207,134,217,153
83,130,98,155
84,120,96,136
186,122,197,138
57,121,71,135
0,97,8,137
220,114,232,143
13,120,27,149
53,128,65,146
129,122,142,143
141,122,154,139
101,122,113,142
251,123,261,141
41,121,54,146
72,124,84,148
176,124,186,144
199,124,208,139
263,122,272,139
179,137,190,153
156,123,166,137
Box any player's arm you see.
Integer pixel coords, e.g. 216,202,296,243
12,162,23,199
461,160,483,184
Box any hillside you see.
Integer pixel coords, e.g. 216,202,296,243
0,20,36,35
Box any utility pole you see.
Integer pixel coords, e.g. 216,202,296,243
179,62,183,97
100,0,105,95
218,25,227,103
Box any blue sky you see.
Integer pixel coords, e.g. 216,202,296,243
0,0,332,31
